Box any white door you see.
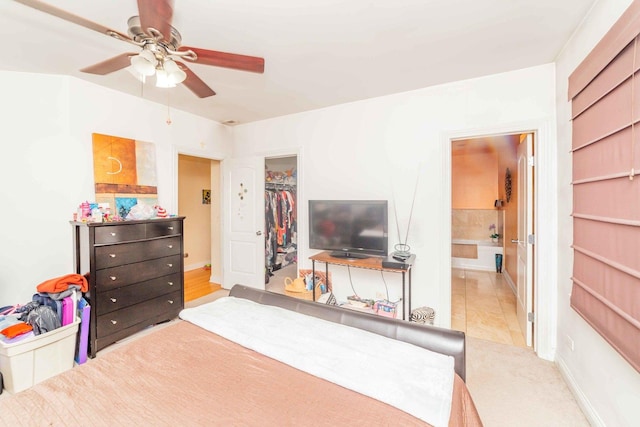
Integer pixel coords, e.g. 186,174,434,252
515,134,534,346
223,157,265,290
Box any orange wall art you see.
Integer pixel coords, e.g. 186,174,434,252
92,133,158,219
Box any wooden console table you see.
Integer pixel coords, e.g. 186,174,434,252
309,251,416,320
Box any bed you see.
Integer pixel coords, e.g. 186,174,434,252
0,285,482,426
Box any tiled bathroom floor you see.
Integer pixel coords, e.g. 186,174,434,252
451,268,527,348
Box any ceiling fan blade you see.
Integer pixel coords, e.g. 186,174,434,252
181,47,265,74
176,62,216,98
81,53,136,75
137,0,174,42
14,0,132,41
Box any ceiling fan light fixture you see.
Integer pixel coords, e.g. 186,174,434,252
130,49,157,76
19,0,264,99
155,69,175,88
163,59,187,85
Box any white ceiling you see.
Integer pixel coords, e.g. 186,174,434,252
1,0,597,125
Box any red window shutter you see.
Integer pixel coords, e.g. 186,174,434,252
569,0,640,373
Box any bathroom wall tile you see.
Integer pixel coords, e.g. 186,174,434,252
452,243,478,258
452,209,500,241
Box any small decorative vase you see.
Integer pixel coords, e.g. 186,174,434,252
495,254,503,273
491,237,498,243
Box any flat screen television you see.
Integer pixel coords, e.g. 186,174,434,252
309,200,388,259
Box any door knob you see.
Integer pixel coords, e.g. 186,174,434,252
511,239,523,244
256,231,262,236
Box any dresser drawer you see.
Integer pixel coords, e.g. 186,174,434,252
95,273,182,315
95,254,181,289
95,236,181,269
146,220,182,238
96,290,182,337
94,223,146,244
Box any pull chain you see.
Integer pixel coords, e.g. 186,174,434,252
166,90,172,125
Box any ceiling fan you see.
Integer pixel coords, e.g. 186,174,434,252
15,0,265,98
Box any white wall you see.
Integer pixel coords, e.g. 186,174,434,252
555,0,640,426
0,71,230,306
232,64,556,321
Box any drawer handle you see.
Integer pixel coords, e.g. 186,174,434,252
168,245,173,249
110,232,117,237
168,282,174,286
168,300,174,304
168,226,174,231
109,276,117,281
110,320,117,325
109,254,116,258
167,263,173,268
110,298,117,303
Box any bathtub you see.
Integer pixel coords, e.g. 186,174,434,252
451,239,503,272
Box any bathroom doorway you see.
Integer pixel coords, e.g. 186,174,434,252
450,133,533,348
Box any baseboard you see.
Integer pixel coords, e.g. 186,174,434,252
451,263,494,272
185,262,210,272
502,268,517,294
556,356,605,427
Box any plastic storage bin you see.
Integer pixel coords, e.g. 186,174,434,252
0,318,79,393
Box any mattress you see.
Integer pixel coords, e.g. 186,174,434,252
0,319,481,426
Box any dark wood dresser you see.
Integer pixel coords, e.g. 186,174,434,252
71,217,185,357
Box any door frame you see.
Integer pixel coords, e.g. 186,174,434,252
173,147,225,285
516,133,534,346
441,119,556,360
264,151,302,280
227,147,303,286
261,147,304,268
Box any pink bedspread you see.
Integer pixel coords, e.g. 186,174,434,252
0,321,482,426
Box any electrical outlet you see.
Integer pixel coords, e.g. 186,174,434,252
565,335,574,351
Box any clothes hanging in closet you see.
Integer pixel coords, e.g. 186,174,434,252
265,187,297,273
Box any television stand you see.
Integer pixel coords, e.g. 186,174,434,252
310,251,415,320
329,251,370,260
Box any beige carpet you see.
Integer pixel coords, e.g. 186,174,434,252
465,336,589,426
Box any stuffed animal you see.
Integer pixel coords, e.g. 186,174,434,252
154,205,168,218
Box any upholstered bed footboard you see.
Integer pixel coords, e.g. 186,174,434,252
229,284,467,381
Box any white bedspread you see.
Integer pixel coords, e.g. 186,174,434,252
180,296,454,427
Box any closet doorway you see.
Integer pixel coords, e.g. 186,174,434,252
264,155,298,294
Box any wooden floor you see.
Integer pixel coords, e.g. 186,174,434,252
184,268,222,302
